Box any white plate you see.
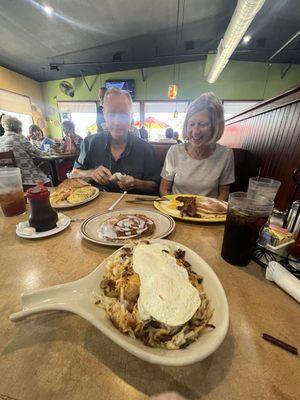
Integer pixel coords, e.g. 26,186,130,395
80,208,175,246
51,187,100,209
16,215,71,239
10,239,229,366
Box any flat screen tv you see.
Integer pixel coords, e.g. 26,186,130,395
105,79,135,99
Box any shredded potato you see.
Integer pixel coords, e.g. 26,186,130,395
95,243,214,349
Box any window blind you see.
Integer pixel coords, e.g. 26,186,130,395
0,89,32,115
58,101,96,114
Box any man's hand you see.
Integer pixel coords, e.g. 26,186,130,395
117,175,135,191
90,166,112,185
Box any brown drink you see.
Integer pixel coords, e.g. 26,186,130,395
0,190,26,217
221,192,274,266
0,167,26,217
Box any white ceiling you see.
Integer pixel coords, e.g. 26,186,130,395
0,0,299,81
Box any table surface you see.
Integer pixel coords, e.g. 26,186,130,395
36,153,77,160
0,192,299,400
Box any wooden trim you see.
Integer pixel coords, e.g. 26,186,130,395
225,85,300,126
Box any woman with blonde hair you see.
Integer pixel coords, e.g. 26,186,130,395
159,92,234,200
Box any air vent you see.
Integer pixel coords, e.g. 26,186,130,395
256,38,266,48
185,40,194,50
113,52,122,61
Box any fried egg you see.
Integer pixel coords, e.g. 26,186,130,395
67,186,95,204
133,243,201,326
167,200,182,210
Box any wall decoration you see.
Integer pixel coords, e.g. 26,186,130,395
47,106,56,116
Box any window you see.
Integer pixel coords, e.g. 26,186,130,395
223,100,259,120
144,101,189,141
57,101,97,138
132,101,141,128
0,89,33,135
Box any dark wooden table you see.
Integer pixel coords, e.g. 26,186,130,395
35,153,77,185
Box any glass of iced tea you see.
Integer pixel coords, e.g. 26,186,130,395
0,167,26,217
221,192,274,266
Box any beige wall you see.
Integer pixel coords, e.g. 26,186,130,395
0,66,47,134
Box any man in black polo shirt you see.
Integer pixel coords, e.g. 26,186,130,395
73,87,160,194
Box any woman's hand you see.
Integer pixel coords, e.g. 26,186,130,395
217,184,230,201
159,178,172,197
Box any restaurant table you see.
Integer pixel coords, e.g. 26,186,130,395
0,192,299,400
35,153,77,185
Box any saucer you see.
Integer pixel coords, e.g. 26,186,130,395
16,214,71,239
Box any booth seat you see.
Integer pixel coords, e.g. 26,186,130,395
150,142,260,193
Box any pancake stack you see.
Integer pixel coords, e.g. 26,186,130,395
175,196,227,218
99,214,155,240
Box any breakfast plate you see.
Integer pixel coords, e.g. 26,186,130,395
10,239,229,366
80,209,175,246
51,186,100,209
154,194,227,222
16,213,71,239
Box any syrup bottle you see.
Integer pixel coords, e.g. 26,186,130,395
26,181,58,232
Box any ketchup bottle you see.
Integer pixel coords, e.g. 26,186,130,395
26,182,58,232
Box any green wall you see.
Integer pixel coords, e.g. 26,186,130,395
41,59,300,138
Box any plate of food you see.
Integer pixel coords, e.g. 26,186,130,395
50,178,100,208
81,209,175,246
10,239,229,366
154,194,228,222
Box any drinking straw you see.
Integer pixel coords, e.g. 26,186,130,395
262,333,298,356
257,167,261,181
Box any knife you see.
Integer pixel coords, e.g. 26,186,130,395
126,197,168,203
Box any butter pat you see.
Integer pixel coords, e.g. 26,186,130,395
16,222,36,236
56,213,68,228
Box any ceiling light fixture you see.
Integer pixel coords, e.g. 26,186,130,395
243,35,251,44
43,5,54,15
207,0,265,84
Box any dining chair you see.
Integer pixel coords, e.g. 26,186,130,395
0,150,17,167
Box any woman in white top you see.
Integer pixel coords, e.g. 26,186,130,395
160,92,234,201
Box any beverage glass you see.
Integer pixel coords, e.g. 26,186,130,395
247,177,281,201
221,192,274,266
0,167,26,217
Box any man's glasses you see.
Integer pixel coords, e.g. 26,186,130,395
104,112,131,122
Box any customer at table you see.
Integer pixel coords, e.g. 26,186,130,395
160,127,177,143
0,113,5,137
0,115,50,185
28,124,55,150
173,131,182,143
61,120,83,154
160,92,234,201
139,125,149,141
72,87,160,194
